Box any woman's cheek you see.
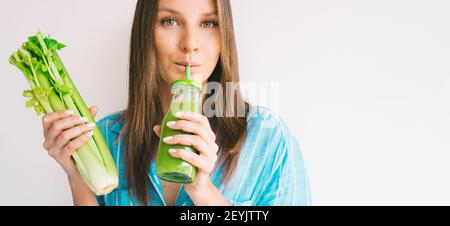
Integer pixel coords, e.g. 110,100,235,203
156,31,178,79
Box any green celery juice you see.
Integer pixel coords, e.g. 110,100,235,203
156,66,202,183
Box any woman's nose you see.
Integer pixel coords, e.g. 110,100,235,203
179,26,200,54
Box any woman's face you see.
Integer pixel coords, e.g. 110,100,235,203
155,0,221,86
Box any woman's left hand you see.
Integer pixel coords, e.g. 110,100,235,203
153,111,219,196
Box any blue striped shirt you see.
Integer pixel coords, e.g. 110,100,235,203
95,106,311,206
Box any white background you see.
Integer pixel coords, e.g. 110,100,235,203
1,0,449,205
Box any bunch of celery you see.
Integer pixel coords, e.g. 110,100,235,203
9,31,118,195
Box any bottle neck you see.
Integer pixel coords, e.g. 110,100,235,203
159,81,205,115
166,85,203,113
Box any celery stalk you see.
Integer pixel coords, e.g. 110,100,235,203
9,31,118,195
52,52,117,177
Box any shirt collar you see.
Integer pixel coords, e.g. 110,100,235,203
109,115,124,134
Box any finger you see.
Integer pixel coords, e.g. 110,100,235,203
42,109,75,132
47,115,89,143
166,120,212,143
163,134,213,157
53,122,96,151
89,106,98,118
168,148,210,171
153,125,161,137
173,112,215,141
62,130,95,157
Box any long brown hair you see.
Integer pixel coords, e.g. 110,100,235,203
123,0,249,205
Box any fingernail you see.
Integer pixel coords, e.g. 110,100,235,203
80,117,88,122
163,136,173,143
175,112,184,117
64,110,74,115
168,149,176,154
87,131,94,136
86,123,95,128
167,121,176,127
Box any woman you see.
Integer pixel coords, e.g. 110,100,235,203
41,0,311,206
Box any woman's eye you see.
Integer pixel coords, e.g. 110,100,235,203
161,18,178,26
201,20,218,28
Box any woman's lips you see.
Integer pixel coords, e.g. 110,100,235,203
174,63,201,71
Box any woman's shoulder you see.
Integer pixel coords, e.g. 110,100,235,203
246,105,291,139
243,105,302,168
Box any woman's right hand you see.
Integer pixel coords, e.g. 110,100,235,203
42,106,99,177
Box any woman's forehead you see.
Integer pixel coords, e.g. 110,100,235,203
158,0,218,17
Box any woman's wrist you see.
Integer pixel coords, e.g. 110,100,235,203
185,178,231,206
66,167,81,180
67,171,99,206
67,172,83,186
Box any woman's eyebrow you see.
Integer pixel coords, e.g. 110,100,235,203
202,11,218,17
158,7,181,15
158,7,217,16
